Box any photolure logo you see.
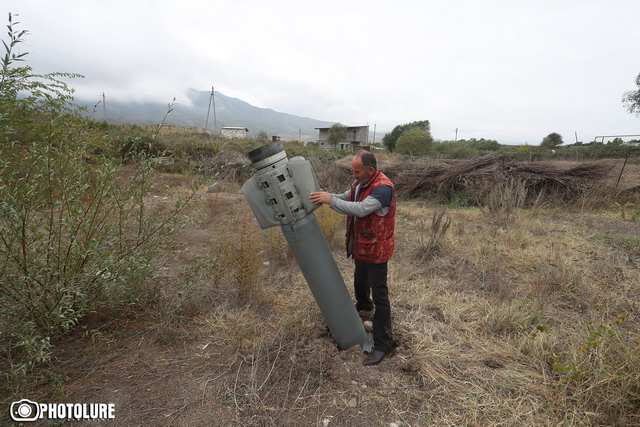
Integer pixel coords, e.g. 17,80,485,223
10,399,115,422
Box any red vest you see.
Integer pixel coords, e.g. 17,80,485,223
345,169,396,263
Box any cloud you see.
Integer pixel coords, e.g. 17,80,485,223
2,0,640,143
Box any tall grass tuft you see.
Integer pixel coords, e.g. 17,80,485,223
417,208,451,259
485,177,528,225
221,221,265,307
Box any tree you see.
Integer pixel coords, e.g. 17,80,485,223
327,123,347,148
395,128,433,156
622,72,640,116
383,120,430,152
540,132,563,148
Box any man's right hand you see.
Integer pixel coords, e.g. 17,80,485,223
309,191,332,205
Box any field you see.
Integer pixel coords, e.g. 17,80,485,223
2,16,639,424
3,149,638,426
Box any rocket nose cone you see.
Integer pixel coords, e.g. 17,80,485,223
247,141,284,164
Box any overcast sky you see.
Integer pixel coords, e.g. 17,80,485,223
2,0,640,144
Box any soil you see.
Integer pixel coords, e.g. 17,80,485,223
54,310,423,426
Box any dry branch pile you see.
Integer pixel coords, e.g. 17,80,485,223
383,154,614,206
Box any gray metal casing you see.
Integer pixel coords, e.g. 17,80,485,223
242,153,321,229
281,214,371,350
242,143,372,352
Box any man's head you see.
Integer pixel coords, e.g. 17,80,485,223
351,150,377,184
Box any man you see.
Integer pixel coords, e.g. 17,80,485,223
309,150,396,366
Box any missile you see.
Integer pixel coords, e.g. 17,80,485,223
242,142,372,352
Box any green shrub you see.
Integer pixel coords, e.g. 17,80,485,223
0,147,174,368
0,14,194,385
395,128,434,156
433,140,478,159
115,133,169,158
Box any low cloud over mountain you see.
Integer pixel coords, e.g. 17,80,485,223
79,89,335,142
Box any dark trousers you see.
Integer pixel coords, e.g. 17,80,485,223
354,259,394,353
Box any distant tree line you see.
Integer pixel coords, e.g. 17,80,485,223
382,119,505,158
380,120,640,160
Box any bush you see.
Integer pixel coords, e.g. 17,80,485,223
433,140,478,159
383,120,430,152
116,133,169,158
0,15,194,384
395,128,434,156
0,147,181,370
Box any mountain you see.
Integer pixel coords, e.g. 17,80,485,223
79,89,335,142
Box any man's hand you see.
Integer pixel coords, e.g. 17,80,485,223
309,191,332,205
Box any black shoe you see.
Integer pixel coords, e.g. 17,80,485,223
355,303,373,312
362,349,388,366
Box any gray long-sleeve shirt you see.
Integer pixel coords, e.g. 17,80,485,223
328,185,392,217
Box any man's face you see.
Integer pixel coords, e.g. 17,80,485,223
351,156,374,184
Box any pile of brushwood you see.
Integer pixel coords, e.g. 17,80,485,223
236,152,615,207
370,154,614,206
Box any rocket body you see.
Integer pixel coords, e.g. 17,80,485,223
242,142,372,352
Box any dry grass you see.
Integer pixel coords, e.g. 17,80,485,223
390,201,640,425
12,167,640,426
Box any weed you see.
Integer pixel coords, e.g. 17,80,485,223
416,208,451,259
485,177,527,225
203,193,224,225
221,220,265,307
448,191,471,208
170,255,223,317
517,300,549,339
262,227,291,265
552,314,640,424
611,201,639,222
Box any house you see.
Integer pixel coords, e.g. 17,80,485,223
221,127,249,139
315,125,370,151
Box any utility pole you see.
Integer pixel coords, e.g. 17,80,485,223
212,86,217,134
298,129,301,142
372,122,377,144
205,86,217,133
102,92,106,122
455,128,458,142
